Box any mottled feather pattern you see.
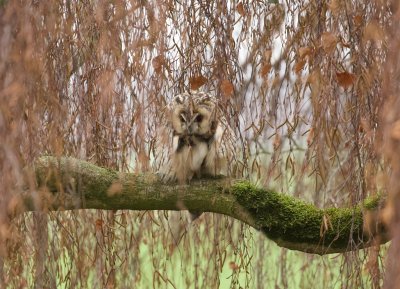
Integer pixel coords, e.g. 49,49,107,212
156,90,235,184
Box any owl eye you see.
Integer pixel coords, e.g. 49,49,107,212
195,114,203,122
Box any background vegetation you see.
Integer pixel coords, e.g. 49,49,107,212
0,0,398,288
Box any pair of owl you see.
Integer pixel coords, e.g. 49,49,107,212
160,91,234,184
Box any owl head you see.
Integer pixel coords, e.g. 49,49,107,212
170,91,219,137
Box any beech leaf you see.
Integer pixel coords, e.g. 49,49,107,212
336,71,356,88
220,79,234,98
189,75,207,90
321,32,338,54
236,2,246,17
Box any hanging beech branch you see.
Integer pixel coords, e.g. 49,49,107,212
18,156,389,255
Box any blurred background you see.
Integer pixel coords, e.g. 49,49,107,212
0,0,397,288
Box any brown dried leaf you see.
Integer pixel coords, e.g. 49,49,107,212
271,75,281,89
293,59,306,74
299,47,312,59
359,118,371,134
229,261,239,270
328,0,341,16
336,71,356,88
273,133,281,150
264,50,272,62
340,40,351,48
353,15,363,27
307,127,314,146
260,50,272,77
189,75,207,90
307,71,323,113
220,79,234,97
306,70,322,87
364,21,385,43
168,243,176,255
95,219,103,230
152,55,165,73
260,63,271,77
236,2,246,17
321,32,338,54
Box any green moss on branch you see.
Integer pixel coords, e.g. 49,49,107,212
231,181,388,253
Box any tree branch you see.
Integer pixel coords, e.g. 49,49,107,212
19,156,389,255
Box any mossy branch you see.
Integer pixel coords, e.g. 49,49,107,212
19,156,389,255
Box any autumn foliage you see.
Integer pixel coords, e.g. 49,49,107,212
0,0,398,288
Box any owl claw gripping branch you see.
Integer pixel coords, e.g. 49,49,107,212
163,90,233,184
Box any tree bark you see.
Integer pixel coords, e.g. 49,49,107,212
17,156,389,255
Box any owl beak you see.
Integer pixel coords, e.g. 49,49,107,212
187,113,199,135
187,123,194,135
185,122,192,135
